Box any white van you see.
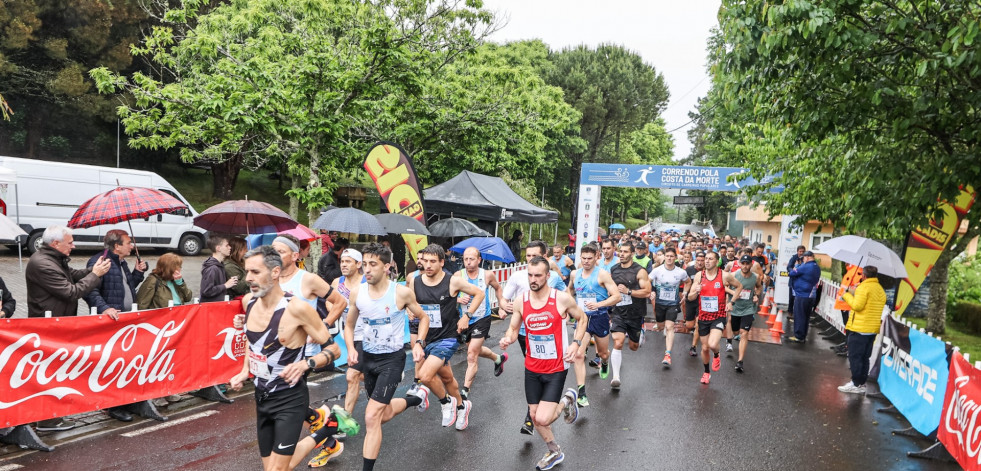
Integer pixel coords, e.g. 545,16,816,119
0,156,207,256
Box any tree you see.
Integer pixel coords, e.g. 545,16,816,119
544,44,670,223
599,120,674,222
711,0,981,333
93,0,496,220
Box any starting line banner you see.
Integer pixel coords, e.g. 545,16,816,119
0,302,244,428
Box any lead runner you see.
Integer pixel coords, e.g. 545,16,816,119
500,256,587,470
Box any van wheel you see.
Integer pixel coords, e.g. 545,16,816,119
27,232,44,254
179,234,203,256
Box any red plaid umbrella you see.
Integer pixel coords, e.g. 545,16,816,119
68,187,188,229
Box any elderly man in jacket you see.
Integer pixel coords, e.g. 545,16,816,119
837,266,887,394
787,251,821,343
24,225,111,431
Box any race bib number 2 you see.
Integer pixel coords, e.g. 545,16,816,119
528,334,558,359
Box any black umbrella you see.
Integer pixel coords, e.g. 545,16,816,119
374,213,431,235
311,207,387,236
429,217,491,238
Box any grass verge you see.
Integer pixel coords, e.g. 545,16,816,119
907,317,981,360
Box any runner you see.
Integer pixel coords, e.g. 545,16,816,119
686,251,741,384
551,244,575,284
566,243,620,406
229,246,357,471
499,256,586,470
501,240,568,435
648,247,690,367
608,242,652,390
729,254,762,373
331,249,365,416
344,243,429,471
598,239,619,272
412,244,485,430
456,247,509,401
722,247,764,353
683,252,706,357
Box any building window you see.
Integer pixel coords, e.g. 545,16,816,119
811,233,833,250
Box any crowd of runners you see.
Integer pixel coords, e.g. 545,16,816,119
236,230,781,471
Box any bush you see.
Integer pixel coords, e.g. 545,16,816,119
957,302,981,336
948,253,981,323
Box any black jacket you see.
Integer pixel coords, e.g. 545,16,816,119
0,276,15,317
200,256,228,302
84,252,144,313
318,250,341,284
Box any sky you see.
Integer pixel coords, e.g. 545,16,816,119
480,0,722,161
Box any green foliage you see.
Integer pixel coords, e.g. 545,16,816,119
599,120,674,221
948,255,981,313
954,303,981,337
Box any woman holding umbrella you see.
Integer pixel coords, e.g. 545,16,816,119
223,237,250,299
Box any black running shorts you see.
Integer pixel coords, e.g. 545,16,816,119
462,316,493,342
654,304,681,323
730,314,755,332
361,351,406,405
611,311,643,344
697,318,727,337
255,382,308,457
347,340,365,373
524,369,569,405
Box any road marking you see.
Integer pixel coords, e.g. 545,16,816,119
307,381,320,386
121,410,219,438
0,464,24,470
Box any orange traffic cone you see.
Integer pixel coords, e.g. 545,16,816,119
769,309,785,334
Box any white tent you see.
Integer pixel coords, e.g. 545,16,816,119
0,166,24,270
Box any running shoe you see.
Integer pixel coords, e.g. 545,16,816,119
441,395,458,427
689,345,697,357
712,355,721,371
460,388,470,401
455,400,472,431
838,381,867,395
599,361,609,379
536,450,565,471
588,356,601,368
725,342,733,354
611,378,621,390
412,385,430,412
406,382,419,395
577,392,589,407
700,372,711,384
735,361,744,373
561,389,579,424
308,440,343,468
308,405,329,434
494,352,509,377
521,418,535,435
332,405,360,437
638,330,646,347
662,352,672,367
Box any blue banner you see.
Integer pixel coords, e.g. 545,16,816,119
580,163,782,192
876,316,950,435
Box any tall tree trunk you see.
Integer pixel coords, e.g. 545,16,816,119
289,173,302,221
307,149,321,227
25,109,44,158
927,223,980,335
210,154,243,199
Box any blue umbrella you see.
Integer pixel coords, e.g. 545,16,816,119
609,223,626,230
450,237,516,263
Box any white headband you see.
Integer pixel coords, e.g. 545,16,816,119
272,236,299,253
341,248,362,263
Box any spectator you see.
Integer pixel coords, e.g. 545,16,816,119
223,237,249,298
84,230,147,319
786,245,807,315
787,251,821,343
837,266,887,394
317,236,348,284
0,275,15,318
507,229,523,261
297,238,311,270
25,225,110,431
201,234,237,302
137,253,193,310
566,228,576,254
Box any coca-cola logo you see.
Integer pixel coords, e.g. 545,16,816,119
0,320,185,409
944,375,981,462
212,328,247,362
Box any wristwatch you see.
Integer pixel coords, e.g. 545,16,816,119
415,339,424,347
306,357,317,369
573,338,583,346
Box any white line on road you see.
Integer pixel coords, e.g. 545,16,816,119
0,464,24,470
121,410,219,438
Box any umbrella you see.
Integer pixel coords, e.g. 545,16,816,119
429,218,491,238
609,223,626,230
194,199,298,234
279,224,318,241
815,235,908,278
450,237,515,263
68,186,189,261
311,207,387,236
375,213,430,235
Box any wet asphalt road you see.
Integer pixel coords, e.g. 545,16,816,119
0,309,961,471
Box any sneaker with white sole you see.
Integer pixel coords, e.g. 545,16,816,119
411,385,430,412
561,388,579,424
440,395,458,427
611,378,621,390
455,400,472,430
536,450,565,470
838,382,867,394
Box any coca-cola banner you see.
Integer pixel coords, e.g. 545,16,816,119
939,351,981,470
0,302,244,428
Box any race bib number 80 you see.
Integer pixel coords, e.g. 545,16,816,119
528,334,558,359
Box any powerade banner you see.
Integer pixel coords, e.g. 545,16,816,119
873,315,951,435
939,351,981,470
0,303,244,428
363,142,428,260
579,163,783,192
894,187,975,315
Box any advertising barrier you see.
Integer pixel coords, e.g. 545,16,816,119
939,351,981,470
0,302,244,428
815,279,846,334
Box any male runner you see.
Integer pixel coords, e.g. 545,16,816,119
730,254,762,372
457,247,508,401
551,244,575,284
500,256,585,471
229,246,357,471
331,249,365,416
648,247,690,367
683,251,706,356
687,251,741,384
344,243,428,471
412,244,485,430
598,239,619,272
608,242,652,389
566,243,620,406
722,247,765,352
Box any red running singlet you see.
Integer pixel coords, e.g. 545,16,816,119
522,289,570,374
697,269,727,322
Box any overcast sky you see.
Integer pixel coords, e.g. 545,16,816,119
481,0,722,161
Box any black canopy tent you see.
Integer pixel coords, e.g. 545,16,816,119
423,170,558,238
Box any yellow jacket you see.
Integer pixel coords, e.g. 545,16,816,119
843,278,887,334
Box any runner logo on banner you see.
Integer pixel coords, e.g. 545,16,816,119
939,351,981,470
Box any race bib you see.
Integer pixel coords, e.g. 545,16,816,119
701,296,719,312
658,286,677,302
528,334,558,360
422,304,442,328
577,297,597,313
739,289,752,300
248,351,274,380
616,294,632,306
